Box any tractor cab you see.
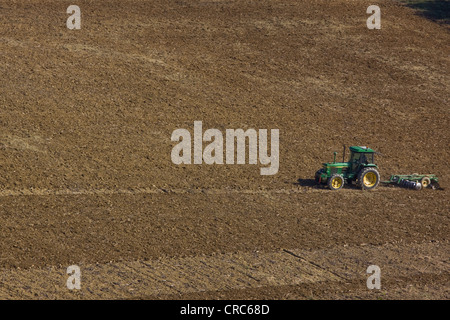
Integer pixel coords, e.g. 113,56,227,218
348,146,375,173
315,146,380,190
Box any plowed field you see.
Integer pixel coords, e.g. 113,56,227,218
0,0,448,299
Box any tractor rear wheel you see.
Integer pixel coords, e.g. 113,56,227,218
328,174,344,190
357,167,380,190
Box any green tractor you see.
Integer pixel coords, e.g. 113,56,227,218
315,146,381,190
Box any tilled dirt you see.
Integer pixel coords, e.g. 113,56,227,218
1,242,448,299
0,0,449,299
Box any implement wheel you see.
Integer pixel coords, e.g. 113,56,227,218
328,174,344,191
420,177,431,188
357,168,380,190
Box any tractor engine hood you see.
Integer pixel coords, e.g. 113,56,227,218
323,162,349,167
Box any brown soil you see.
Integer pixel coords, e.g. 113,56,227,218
0,0,448,299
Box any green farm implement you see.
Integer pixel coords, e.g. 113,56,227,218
382,174,440,190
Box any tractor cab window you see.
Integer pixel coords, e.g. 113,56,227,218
350,152,360,163
350,153,361,172
362,153,374,164
360,154,367,164
351,152,374,164
351,153,360,161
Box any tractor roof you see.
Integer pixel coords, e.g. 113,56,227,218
350,146,375,153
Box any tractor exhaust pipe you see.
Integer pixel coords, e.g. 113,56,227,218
342,145,346,163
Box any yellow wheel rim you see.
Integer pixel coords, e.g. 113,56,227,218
421,178,430,187
331,177,343,189
363,172,377,187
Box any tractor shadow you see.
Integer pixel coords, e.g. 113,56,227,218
294,178,317,187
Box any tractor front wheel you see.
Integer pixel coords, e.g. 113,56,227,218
328,174,345,191
357,168,380,190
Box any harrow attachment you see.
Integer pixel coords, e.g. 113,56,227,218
382,174,440,190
